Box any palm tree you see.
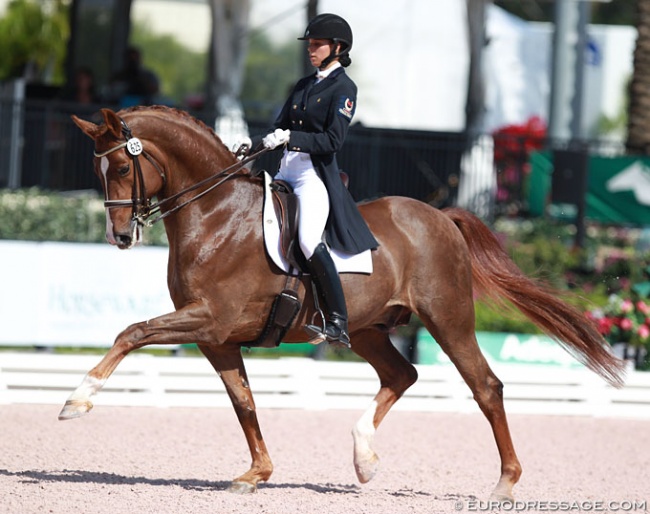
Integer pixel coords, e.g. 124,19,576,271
626,0,650,154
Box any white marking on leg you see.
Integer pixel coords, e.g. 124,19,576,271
100,157,117,245
352,400,380,483
67,374,106,403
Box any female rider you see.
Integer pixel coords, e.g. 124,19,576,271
255,13,378,347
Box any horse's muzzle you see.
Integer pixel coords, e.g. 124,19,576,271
111,220,141,250
114,233,134,249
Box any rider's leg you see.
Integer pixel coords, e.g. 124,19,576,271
289,167,349,347
304,242,350,346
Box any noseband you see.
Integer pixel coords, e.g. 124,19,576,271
95,117,267,227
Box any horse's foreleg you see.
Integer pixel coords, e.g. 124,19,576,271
59,302,213,420
350,330,418,484
198,344,273,494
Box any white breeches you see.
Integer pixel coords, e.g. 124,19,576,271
275,150,330,259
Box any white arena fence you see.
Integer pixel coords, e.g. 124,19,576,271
2,241,649,419
1,352,649,419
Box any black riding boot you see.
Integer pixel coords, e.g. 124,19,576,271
304,243,350,347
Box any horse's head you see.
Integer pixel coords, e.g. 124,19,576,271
72,108,167,249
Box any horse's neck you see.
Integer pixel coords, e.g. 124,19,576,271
132,112,262,254
162,133,235,195
161,173,263,252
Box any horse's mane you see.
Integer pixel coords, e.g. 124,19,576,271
120,105,265,189
121,105,231,153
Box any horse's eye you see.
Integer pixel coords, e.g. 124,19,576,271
118,165,130,177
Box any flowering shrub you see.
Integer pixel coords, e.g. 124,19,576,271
492,116,547,164
492,116,547,215
586,294,650,347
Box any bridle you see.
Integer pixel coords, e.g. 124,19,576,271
94,118,267,227
95,120,160,226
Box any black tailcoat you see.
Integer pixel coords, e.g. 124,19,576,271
261,68,378,254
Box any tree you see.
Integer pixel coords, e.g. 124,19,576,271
240,30,300,122
0,0,68,83
130,20,207,107
626,0,650,154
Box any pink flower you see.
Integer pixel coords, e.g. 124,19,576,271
597,317,614,335
637,301,650,315
620,299,634,313
638,324,650,341
620,317,633,331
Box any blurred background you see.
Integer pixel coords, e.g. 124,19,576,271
1,0,650,371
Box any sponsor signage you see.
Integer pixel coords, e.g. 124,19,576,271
0,241,174,346
417,329,584,367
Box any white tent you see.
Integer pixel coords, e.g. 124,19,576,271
136,0,635,135
290,0,472,131
252,0,634,135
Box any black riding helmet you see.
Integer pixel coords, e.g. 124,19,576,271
298,13,353,68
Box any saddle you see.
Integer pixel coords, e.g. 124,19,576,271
270,179,307,272
248,172,350,349
270,171,349,271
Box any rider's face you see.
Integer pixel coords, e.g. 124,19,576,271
307,38,337,69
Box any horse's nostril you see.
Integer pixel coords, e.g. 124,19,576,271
116,234,132,247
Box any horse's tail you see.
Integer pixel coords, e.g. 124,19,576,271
443,207,626,387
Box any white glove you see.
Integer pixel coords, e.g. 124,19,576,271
262,128,291,150
231,136,252,160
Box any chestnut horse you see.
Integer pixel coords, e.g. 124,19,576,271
61,106,624,499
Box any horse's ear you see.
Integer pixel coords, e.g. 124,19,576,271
71,115,102,140
100,108,124,139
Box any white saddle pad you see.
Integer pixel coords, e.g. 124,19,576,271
262,172,373,275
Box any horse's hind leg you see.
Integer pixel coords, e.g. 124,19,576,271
197,344,273,494
423,314,522,501
350,329,418,484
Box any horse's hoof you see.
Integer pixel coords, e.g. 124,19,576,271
354,452,380,484
58,400,93,420
228,481,257,494
490,490,515,503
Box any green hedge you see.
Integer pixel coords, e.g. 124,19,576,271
0,188,167,245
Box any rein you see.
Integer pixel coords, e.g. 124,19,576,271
95,118,268,226
145,146,267,226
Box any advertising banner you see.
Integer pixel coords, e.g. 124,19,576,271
530,152,650,225
0,241,174,346
417,329,584,367
588,156,650,225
